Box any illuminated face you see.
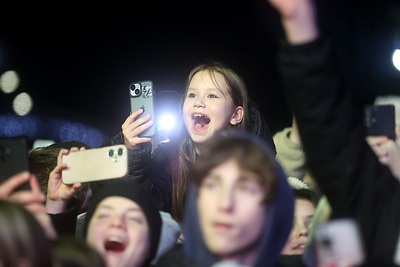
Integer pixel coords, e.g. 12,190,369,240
281,198,315,255
86,196,150,267
197,158,266,264
183,70,243,143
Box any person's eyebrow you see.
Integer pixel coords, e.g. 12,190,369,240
206,171,222,179
97,205,113,211
125,207,142,213
237,173,261,183
187,87,225,96
209,87,225,96
97,204,142,213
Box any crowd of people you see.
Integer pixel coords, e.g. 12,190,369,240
1,0,400,266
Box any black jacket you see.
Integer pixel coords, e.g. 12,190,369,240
277,37,400,265
104,132,173,213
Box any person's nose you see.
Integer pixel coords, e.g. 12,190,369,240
298,222,309,237
110,215,125,229
193,95,206,108
218,188,234,212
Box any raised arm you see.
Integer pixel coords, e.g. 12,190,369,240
268,0,318,44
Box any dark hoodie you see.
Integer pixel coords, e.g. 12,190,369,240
181,130,295,267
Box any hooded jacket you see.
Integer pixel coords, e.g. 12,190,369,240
181,130,294,267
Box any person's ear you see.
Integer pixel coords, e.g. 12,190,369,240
230,106,244,126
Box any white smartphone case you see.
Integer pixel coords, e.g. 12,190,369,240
62,144,128,184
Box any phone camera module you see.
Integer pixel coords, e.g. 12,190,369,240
364,108,376,128
130,83,142,97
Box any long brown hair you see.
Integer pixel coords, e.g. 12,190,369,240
170,62,250,222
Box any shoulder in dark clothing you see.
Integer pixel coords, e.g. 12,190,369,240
154,244,204,267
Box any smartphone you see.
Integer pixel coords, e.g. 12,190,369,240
62,144,128,184
314,218,365,266
364,104,396,140
0,136,31,191
129,80,156,137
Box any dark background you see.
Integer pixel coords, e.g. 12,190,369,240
1,0,400,146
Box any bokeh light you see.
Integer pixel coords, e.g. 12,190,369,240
13,92,33,116
0,70,20,94
392,49,400,71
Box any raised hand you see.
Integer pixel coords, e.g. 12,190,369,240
122,108,153,150
267,0,318,44
366,136,400,181
268,0,310,18
46,147,82,214
0,171,45,213
0,172,57,239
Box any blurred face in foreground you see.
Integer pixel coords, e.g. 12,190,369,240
197,158,266,265
86,196,150,267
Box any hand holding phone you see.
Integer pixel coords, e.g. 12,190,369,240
61,145,128,184
129,80,156,137
47,147,85,214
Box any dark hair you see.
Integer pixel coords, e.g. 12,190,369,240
29,146,60,195
190,129,278,203
287,177,319,206
53,234,106,267
294,188,319,207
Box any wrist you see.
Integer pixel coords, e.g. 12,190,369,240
45,199,67,214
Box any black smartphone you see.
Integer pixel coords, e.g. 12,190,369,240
129,80,156,137
364,104,396,140
0,136,31,191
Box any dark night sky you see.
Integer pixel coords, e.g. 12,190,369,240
1,0,400,143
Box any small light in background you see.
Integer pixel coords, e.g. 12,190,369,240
13,92,33,116
0,70,20,94
392,49,400,71
33,139,55,149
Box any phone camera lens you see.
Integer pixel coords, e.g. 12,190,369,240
117,148,123,156
108,149,114,157
134,89,140,95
